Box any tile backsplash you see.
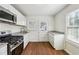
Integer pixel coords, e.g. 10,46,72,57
0,23,22,33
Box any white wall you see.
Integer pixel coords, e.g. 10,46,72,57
26,16,54,31
26,16,54,42
55,4,79,32
55,4,79,54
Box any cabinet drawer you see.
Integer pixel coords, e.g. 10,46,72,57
12,42,23,55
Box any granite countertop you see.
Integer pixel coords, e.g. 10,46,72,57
0,43,8,48
12,31,28,36
49,31,64,34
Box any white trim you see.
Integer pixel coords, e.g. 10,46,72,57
24,42,29,49
64,49,71,55
0,18,13,22
66,39,79,48
64,13,68,50
65,10,79,49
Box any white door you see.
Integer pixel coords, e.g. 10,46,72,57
38,19,48,41
27,17,48,42
27,18,39,42
39,31,48,41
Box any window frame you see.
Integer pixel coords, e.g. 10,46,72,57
66,9,79,42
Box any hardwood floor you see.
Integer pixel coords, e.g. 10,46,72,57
21,42,68,55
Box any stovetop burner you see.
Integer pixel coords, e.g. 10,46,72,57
0,35,23,48
0,32,24,54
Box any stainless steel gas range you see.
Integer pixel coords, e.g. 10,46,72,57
0,31,24,55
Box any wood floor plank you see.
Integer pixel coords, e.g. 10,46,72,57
21,42,68,55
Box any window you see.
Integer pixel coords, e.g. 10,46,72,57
67,10,79,41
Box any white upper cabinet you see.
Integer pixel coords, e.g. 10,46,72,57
17,13,26,26
0,4,26,26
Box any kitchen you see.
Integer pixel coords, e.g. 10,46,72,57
0,4,79,55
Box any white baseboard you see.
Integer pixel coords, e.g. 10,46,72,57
24,42,29,49
29,41,49,42
64,49,72,55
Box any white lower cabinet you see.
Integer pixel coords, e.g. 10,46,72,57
48,32,64,50
28,31,39,42
0,44,7,55
49,34,54,47
39,31,48,42
24,34,29,49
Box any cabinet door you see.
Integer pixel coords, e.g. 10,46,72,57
24,34,29,48
54,34,64,50
48,34,54,47
27,18,39,42
38,19,48,41
17,14,26,26
28,31,39,42
39,31,48,41
0,45,7,55
12,42,23,55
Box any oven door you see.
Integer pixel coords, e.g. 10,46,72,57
11,42,24,55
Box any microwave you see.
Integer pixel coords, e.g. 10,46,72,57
0,10,17,23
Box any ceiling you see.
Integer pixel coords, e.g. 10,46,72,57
12,4,68,16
